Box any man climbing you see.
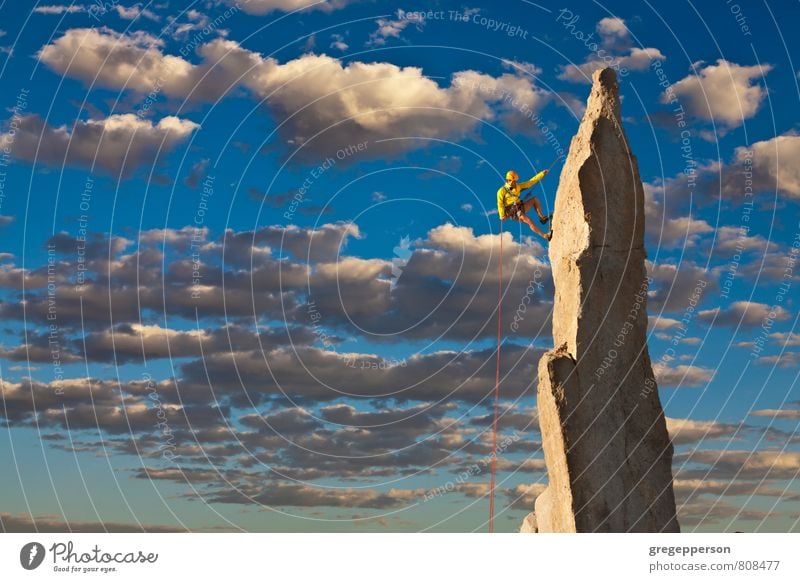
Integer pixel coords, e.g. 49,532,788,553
497,169,553,241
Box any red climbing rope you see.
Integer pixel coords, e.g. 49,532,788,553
489,220,503,533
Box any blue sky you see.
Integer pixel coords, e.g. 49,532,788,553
0,0,799,533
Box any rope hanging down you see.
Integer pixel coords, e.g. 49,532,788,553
488,153,561,531
488,219,503,533
489,154,562,531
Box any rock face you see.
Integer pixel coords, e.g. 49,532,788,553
526,68,680,533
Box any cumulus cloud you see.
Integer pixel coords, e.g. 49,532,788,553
750,404,800,420
676,449,800,481
755,352,800,369
504,482,547,510
672,477,800,502
666,417,743,445
229,0,352,15
204,481,424,509
302,224,552,339
558,17,665,83
178,343,541,407
646,259,715,313
116,4,159,21
0,220,551,344
80,323,210,363
38,28,551,160
596,17,628,43
664,59,772,128
0,113,198,176
329,33,348,51
645,163,731,250
367,13,421,46
451,69,551,133
220,221,361,264
731,132,800,198
713,225,777,256
75,221,544,345
653,363,715,387
768,332,800,347
697,301,790,327
649,131,800,207
33,5,86,14
38,28,242,100
560,48,665,83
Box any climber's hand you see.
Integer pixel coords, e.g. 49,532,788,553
543,169,549,176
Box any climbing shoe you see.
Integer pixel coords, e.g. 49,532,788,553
540,213,553,225
545,229,553,242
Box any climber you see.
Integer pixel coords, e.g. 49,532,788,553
497,169,553,242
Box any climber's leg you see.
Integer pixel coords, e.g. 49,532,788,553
520,213,549,241
524,197,552,225
523,197,548,222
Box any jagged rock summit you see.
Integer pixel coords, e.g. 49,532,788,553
523,68,680,533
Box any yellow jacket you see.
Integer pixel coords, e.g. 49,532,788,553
497,171,547,219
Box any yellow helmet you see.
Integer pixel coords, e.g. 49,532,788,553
505,170,518,182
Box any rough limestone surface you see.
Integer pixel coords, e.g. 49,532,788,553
526,68,680,533
520,512,538,533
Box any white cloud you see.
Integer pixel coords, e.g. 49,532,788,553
596,17,628,44
558,17,665,83
116,4,159,21
39,28,199,95
0,113,198,176
755,352,800,369
666,417,742,445
501,59,542,77
329,33,348,51
652,130,800,207
732,132,800,197
656,216,714,248
367,14,420,46
560,48,666,83
82,324,210,362
750,405,800,420
653,363,715,387
646,259,715,312
664,59,772,127
713,225,777,255
768,332,800,347
39,28,550,160
162,10,217,40
33,5,86,14
678,449,800,480
649,315,681,331
698,301,790,327
451,69,551,132
230,0,352,15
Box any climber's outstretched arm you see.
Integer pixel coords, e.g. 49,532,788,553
518,169,549,191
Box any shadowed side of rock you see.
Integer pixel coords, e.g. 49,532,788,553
522,68,679,533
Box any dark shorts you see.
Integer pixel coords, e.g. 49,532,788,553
504,201,525,221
